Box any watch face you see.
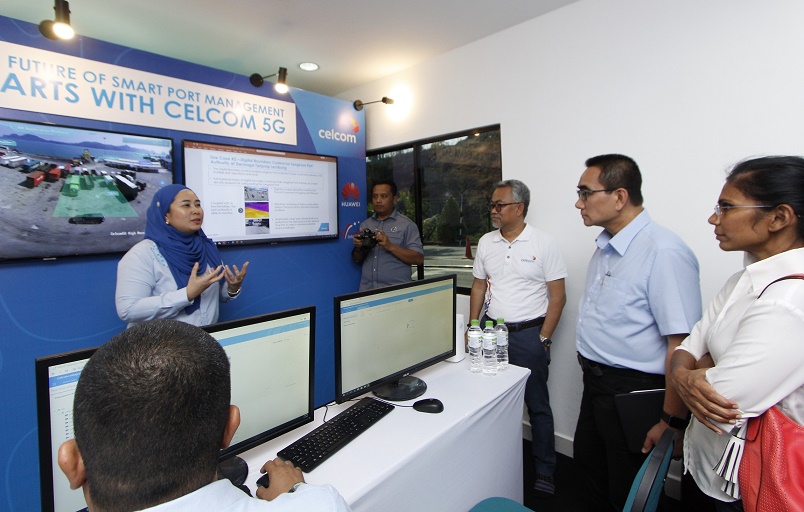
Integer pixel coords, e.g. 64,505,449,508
541,337,552,347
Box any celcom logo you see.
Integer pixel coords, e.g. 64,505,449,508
318,118,359,144
341,220,361,239
342,182,359,201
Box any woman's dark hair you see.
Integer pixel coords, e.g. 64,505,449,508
727,156,804,238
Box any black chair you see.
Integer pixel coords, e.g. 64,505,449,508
623,428,675,512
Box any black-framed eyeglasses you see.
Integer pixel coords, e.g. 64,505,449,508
576,188,616,202
713,204,773,217
488,202,522,213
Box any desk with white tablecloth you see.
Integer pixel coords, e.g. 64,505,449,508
241,360,530,512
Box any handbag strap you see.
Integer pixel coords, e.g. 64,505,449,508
758,273,804,299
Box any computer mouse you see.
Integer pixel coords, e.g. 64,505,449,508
413,398,444,413
256,473,270,488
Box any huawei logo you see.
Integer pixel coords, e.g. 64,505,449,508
342,182,360,201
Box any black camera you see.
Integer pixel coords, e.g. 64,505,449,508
356,228,378,249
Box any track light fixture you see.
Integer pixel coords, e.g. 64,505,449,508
39,0,75,40
353,97,394,111
249,67,289,93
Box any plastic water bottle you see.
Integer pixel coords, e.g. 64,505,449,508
495,318,509,371
467,319,483,373
482,320,497,375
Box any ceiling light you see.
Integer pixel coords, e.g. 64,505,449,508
353,97,394,111
299,62,319,72
39,0,75,40
249,67,289,94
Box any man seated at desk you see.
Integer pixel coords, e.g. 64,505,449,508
57,319,351,512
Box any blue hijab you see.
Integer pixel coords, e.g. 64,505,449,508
144,184,222,314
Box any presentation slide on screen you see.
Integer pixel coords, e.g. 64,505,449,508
339,282,454,394
213,314,312,448
184,141,338,244
47,359,91,512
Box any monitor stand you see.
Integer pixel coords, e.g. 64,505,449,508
217,455,251,496
373,376,427,401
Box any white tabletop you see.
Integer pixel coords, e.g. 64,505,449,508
241,360,530,511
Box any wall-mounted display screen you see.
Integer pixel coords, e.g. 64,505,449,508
182,140,339,246
0,118,173,262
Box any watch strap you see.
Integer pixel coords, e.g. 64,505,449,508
661,410,689,429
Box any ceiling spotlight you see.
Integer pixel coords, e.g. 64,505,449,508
249,67,289,93
39,0,75,40
299,62,319,72
353,97,394,111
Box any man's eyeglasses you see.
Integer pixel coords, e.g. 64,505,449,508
713,204,773,217
487,202,522,213
576,188,616,201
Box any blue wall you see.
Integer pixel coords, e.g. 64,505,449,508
0,16,367,511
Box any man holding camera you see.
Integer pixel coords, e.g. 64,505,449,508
352,180,423,290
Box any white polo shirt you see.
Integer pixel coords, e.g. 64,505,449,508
472,223,567,323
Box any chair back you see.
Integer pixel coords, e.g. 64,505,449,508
623,428,675,512
468,496,532,512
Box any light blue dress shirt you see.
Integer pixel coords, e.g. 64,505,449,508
576,210,702,374
143,479,351,511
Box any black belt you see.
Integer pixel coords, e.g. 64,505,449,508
483,315,545,332
577,353,652,378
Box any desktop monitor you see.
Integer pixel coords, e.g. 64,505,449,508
205,307,316,460
35,306,315,512
335,274,457,403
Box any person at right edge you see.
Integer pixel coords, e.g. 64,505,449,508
573,154,702,511
470,179,568,498
670,156,804,512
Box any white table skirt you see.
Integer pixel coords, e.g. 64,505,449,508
241,360,530,512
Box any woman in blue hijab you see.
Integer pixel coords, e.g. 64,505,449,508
115,184,249,327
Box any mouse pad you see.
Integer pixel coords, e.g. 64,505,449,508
614,389,665,454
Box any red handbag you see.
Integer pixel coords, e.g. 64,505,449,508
737,274,804,512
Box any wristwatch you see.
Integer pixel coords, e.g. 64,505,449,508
539,334,552,347
287,482,304,493
661,410,690,429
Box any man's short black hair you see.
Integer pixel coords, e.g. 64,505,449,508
73,319,231,510
371,179,398,197
585,154,644,206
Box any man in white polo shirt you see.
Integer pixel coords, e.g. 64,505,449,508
470,179,567,498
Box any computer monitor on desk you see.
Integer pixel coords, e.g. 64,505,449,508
35,307,315,512
335,274,456,403
204,306,316,460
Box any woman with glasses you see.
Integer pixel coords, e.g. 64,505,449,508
669,156,804,511
115,184,249,327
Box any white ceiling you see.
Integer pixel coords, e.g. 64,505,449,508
2,0,579,96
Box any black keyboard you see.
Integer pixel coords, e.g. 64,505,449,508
277,397,394,472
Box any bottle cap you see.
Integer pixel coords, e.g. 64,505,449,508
485,320,494,327
470,319,479,326
496,318,504,323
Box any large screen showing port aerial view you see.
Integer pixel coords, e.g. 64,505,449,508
0,118,173,261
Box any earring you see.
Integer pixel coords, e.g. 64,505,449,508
165,219,169,225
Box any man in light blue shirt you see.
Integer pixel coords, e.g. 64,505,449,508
573,154,701,511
